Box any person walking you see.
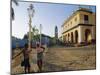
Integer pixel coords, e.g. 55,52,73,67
22,44,31,73
36,43,45,72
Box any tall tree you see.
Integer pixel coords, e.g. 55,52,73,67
23,34,28,39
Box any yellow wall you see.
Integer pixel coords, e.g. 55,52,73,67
62,9,96,44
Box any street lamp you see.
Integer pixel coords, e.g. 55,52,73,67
40,24,42,46
27,4,35,50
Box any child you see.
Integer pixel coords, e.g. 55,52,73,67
22,44,30,73
36,43,45,72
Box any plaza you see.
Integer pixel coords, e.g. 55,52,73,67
11,45,96,74
11,1,96,74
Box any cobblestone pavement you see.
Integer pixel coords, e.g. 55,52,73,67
11,45,96,74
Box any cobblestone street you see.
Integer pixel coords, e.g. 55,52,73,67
11,45,96,74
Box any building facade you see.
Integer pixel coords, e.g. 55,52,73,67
62,8,96,44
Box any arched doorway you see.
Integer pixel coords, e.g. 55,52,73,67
66,34,67,42
71,32,73,43
68,33,70,42
75,30,78,43
85,29,92,43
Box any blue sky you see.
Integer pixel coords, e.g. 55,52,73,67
12,1,96,39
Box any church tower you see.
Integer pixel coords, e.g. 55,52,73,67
55,26,58,39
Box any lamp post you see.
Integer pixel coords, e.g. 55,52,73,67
27,4,35,50
40,24,42,46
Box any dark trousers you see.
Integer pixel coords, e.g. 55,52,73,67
37,59,43,71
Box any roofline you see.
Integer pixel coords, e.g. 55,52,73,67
61,8,94,27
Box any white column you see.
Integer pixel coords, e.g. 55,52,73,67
91,26,95,40
40,24,42,45
78,26,83,43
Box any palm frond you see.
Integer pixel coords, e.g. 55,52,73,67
11,7,15,20
12,0,18,6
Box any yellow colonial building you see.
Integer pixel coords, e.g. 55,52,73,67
61,8,96,44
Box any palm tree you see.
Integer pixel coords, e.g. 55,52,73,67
12,0,18,5
11,0,19,20
32,26,39,35
32,26,39,41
